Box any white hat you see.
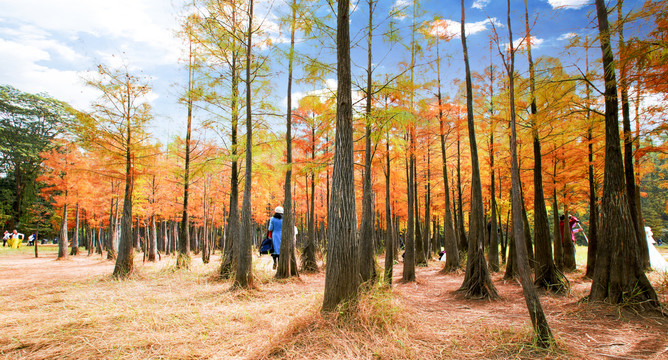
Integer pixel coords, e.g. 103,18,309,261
275,206,284,214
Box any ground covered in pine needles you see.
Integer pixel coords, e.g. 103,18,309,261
1,245,667,359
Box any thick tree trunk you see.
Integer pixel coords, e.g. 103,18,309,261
458,0,497,299
589,0,659,309
322,0,359,312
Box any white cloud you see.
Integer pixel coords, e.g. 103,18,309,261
557,32,577,40
392,0,412,21
0,0,184,66
547,0,589,10
472,0,491,9
429,18,503,39
504,36,545,50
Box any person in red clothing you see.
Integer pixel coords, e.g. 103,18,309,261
560,214,579,257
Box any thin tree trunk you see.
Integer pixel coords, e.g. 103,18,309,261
57,203,68,260
277,0,298,279
70,203,80,256
236,0,254,288
505,1,554,344
359,0,377,283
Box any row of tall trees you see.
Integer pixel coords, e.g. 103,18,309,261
3,0,667,346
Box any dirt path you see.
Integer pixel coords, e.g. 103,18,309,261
1,249,667,359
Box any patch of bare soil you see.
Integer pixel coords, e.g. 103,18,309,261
394,262,668,360
1,248,667,360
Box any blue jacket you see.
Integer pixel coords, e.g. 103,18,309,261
268,216,282,255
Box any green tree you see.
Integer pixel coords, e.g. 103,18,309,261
0,85,73,229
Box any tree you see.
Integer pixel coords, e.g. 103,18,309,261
236,0,255,289
0,86,72,229
276,0,301,279
503,0,553,346
457,0,497,300
82,64,152,279
322,0,359,312
589,0,660,309
524,0,567,293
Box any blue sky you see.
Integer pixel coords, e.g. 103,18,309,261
0,0,647,143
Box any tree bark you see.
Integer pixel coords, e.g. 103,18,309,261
277,0,299,279
458,0,497,299
506,1,554,344
617,0,649,270
359,0,378,283
70,203,80,256
322,0,360,312
57,203,68,260
235,0,254,289
589,0,659,309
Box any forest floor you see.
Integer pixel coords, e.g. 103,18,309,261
1,245,668,359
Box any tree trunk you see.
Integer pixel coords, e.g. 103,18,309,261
220,4,240,279
359,0,377,283
113,96,135,279
57,203,68,260
70,203,80,256
236,0,254,289
458,0,497,299
505,1,554,344
177,35,195,270
384,131,394,284
589,0,659,309
277,0,299,279
617,0,649,270
322,0,360,312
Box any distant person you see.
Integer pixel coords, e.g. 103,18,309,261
2,230,8,247
28,233,36,246
268,206,283,270
560,215,579,256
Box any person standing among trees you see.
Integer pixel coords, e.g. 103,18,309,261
268,206,283,270
560,215,578,257
2,230,8,247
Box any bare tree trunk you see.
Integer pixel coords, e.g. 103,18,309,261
505,1,554,344
617,0,649,270
322,0,360,311
57,203,68,260
70,203,80,256
236,0,254,289
277,0,298,279
589,0,659,309
220,3,240,278
458,0,497,299
113,83,135,279
177,35,195,270
384,131,394,284
359,0,378,283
